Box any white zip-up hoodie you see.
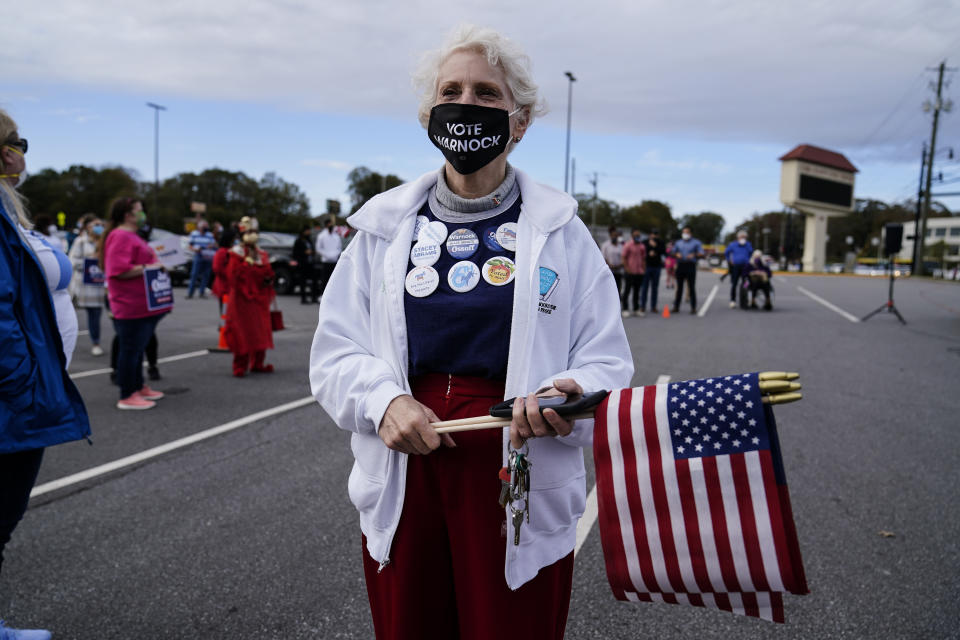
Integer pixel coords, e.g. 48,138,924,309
309,168,633,589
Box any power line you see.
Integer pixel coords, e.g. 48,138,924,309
858,70,927,148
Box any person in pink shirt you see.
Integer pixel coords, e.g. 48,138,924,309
620,227,647,317
100,197,171,410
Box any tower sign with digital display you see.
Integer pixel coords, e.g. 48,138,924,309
779,144,857,272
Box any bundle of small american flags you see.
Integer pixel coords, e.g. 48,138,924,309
593,372,808,623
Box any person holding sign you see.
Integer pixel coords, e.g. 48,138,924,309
224,216,275,377
69,213,106,356
309,26,631,640
100,197,171,410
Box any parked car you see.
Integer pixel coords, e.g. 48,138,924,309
161,229,298,294
256,231,297,295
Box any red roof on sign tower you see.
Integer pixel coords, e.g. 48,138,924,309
778,144,858,173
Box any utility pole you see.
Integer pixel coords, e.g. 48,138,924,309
916,60,955,276
911,142,927,273
146,102,167,226
564,71,576,194
571,157,576,196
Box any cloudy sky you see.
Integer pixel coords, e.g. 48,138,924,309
5,0,960,231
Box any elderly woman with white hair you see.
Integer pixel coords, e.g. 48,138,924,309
310,25,632,639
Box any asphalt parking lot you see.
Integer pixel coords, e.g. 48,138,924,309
2,270,958,639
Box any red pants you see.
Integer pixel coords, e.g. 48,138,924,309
362,374,574,640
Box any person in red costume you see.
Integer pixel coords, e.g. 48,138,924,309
224,217,275,377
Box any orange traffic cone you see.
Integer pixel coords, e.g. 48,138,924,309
662,305,671,318
211,295,231,352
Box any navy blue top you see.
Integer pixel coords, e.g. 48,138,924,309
404,196,521,380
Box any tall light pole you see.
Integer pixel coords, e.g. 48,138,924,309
146,102,167,226
564,71,576,194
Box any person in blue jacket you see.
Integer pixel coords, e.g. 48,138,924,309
724,229,753,308
0,109,90,640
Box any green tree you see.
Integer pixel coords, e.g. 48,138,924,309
824,199,915,262
619,200,677,238
574,194,620,228
347,167,403,213
728,211,800,261
21,165,139,228
150,168,310,232
679,212,725,244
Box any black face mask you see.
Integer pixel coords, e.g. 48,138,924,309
428,103,516,175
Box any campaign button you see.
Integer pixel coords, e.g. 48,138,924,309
482,256,516,286
446,228,479,259
412,215,429,242
419,220,448,245
447,260,481,293
482,226,503,251
410,241,441,267
495,222,518,252
405,266,440,298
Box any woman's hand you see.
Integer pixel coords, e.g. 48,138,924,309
509,378,584,449
379,394,456,454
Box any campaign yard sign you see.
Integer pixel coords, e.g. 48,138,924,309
82,257,105,286
144,268,174,312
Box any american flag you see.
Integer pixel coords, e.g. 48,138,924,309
593,373,808,623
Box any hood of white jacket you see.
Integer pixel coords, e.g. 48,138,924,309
347,168,578,239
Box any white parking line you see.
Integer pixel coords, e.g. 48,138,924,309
575,374,670,557
30,396,317,498
77,329,89,336
69,349,211,379
697,285,719,317
797,285,860,323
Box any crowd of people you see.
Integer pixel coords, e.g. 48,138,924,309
600,224,775,316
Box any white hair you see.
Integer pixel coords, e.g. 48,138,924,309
412,24,548,134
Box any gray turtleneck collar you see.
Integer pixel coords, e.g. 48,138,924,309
429,164,520,223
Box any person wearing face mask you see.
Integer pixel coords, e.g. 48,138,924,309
620,227,647,317
724,229,754,309
314,216,342,296
100,196,170,410
640,228,664,314
69,214,107,356
224,217,275,377
293,224,319,304
309,25,632,640
0,108,91,640
671,226,704,314
599,225,623,298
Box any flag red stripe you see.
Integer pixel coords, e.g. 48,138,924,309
618,388,661,593
759,449,794,590
674,458,715,593
701,456,740,592
729,454,771,592
713,591,732,614
593,394,632,596
642,385,686,594
741,591,760,618
777,484,810,594
771,592,785,623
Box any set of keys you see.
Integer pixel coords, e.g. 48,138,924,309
498,448,531,545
